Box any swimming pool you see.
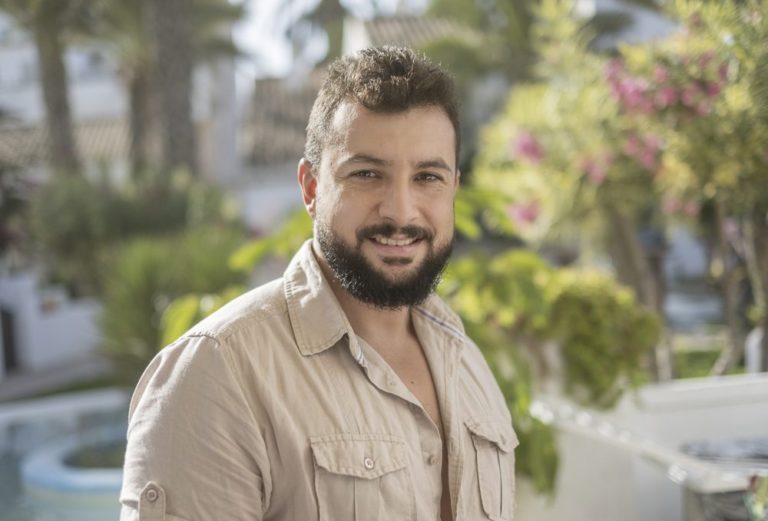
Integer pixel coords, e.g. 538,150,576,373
0,389,129,521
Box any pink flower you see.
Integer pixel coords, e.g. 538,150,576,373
682,85,699,107
507,200,540,227
513,130,545,163
581,157,608,185
696,101,713,115
706,82,721,97
655,87,678,108
618,78,651,111
639,149,658,171
654,66,670,84
718,63,729,82
645,134,662,152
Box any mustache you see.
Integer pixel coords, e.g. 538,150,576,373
356,223,433,243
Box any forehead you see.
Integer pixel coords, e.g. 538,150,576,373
324,102,456,170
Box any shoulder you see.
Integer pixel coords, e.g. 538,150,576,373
186,277,288,344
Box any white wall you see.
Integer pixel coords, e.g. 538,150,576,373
0,272,101,379
517,374,768,521
239,163,303,231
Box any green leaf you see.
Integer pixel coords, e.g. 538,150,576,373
160,294,202,346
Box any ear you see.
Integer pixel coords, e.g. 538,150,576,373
298,158,318,218
454,169,461,191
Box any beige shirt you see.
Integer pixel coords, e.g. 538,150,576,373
120,241,518,521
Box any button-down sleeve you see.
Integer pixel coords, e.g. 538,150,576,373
120,334,270,521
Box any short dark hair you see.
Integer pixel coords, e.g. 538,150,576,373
304,46,460,169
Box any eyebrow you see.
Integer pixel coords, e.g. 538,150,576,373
340,154,454,172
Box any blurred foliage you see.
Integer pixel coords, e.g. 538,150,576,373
747,474,768,521
472,0,768,377
443,250,660,410
229,209,313,272
426,0,534,82
160,286,243,346
101,226,245,386
29,170,234,296
547,270,660,407
0,161,30,262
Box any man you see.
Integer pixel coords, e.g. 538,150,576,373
121,46,517,521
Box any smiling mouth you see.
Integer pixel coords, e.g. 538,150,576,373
370,235,419,247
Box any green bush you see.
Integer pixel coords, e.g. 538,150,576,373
0,162,29,262
30,175,111,295
101,226,245,386
30,171,232,296
548,270,661,408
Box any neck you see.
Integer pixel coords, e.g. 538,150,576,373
311,239,413,343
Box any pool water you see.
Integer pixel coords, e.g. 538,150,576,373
0,400,127,521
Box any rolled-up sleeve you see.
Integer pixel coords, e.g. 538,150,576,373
120,334,270,521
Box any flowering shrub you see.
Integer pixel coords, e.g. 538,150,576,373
475,0,768,376
607,51,729,120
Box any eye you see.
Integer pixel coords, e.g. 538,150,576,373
350,170,379,179
415,172,443,183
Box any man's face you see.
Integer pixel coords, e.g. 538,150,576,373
299,102,459,309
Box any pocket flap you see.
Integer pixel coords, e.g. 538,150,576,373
310,433,408,480
465,417,519,453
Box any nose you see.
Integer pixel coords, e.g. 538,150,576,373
378,178,419,226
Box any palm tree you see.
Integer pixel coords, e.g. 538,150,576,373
93,0,243,176
278,0,385,66
144,0,196,176
0,0,89,175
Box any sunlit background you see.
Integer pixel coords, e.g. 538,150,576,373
0,0,766,520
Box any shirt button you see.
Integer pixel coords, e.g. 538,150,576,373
364,457,375,470
145,487,159,502
426,453,439,466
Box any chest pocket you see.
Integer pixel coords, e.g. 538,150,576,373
465,417,519,521
310,433,415,521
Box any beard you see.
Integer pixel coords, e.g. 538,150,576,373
316,219,454,310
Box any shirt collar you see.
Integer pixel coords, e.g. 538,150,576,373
283,240,466,357
283,240,353,357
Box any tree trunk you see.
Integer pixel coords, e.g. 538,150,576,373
128,63,162,175
604,205,674,381
710,199,747,375
748,207,768,371
145,0,197,176
33,15,81,175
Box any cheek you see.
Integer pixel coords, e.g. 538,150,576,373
317,189,365,230
428,199,455,231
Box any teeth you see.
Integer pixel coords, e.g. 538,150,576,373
372,235,417,246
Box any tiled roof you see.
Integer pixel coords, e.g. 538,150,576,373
362,15,472,49
0,118,129,167
245,70,324,166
